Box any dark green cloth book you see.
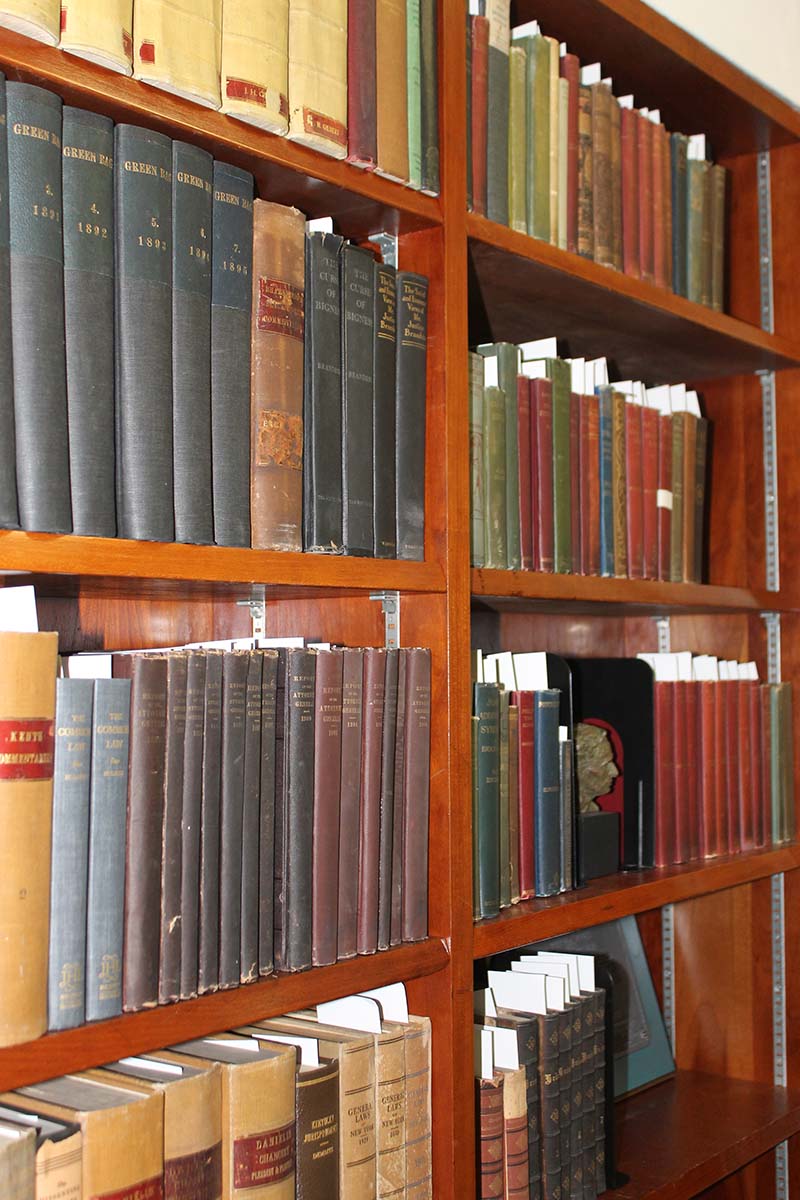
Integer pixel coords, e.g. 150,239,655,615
473,681,501,920
0,71,18,529
478,342,521,570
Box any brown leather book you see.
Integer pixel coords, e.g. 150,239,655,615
338,647,364,959
250,199,305,551
404,1015,432,1200
609,94,622,272
347,0,377,168
576,84,594,259
180,649,207,999
662,125,674,291
641,403,659,579
580,393,601,576
692,417,709,584
684,681,700,862
560,52,580,255
620,105,640,277
637,112,654,284
378,649,399,951
199,649,224,996
259,649,279,976
375,1021,406,1199
160,651,187,1005
652,119,667,289
738,680,756,852
124,653,168,1012
710,163,727,312
657,410,672,582
611,391,627,577
390,649,407,947
401,647,431,943
672,681,688,863
241,651,264,984
698,680,717,858
590,83,613,269
357,647,386,955
470,14,489,217
653,680,675,867
500,1065,529,1200
296,1059,340,1199
681,412,697,583
219,650,250,989
715,679,730,855
477,1073,505,1200
624,400,643,579
312,648,343,967
375,0,409,183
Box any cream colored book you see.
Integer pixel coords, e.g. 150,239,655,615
133,0,221,109
0,0,58,44
288,0,347,159
0,1120,35,1199
221,0,288,134
59,0,133,74
0,1101,81,1200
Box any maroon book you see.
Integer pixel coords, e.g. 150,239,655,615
470,14,489,217
714,679,729,856
530,381,539,571
661,125,674,291
570,392,582,574
671,681,688,863
698,681,717,858
684,681,700,862
517,377,533,570
723,680,741,854
560,52,580,255
657,411,673,581
641,403,659,579
654,680,675,868
531,378,554,573
513,691,535,899
738,680,755,851
311,648,343,966
582,393,601,575
751,683,766,848
347,0,377,168
337,647,364,959
401,647,431,943
357,647,386,954
621,106,640,278
624,401,644,579
478,1075,506,1200
637,112,654,284
652,121,667,289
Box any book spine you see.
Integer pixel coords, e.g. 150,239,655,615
7,82,71,533
47,677,93,1031
684,681,700,862
517,377,533,570
390,649,408,946
670,412,685,582
485,7,509,225
470,15,489,218
538,1012,562,1195
674,681,689,860
312,648,343,966
698,680,716,858
114,122,173,541
469,352,485,567
218,650,249,988
258,650,278,975
172,140,213,545
0,72,17,529
513,691,534,900
498,689,510,908
662,125,673,293
210,161,253,548
378,649,399,947
507,702,520,905
546,37,559,244
624,401,644,579
529,35,550,242
738,681,755,852
288,0,348,158
641,404,660,579
123,655,168,1011
405,1018,433,1199
750,682,766,849
569,392,581,575
358,647,386,954
374,261,398,558
693,417,709,584
419,0,439,194
395,271,429,560
637,112,654,285
716,678,730,855
240,651,263,983
591,84,612,269
279,647,316,972
560,52,579,255
701,161,713,307
341,242,375,556
609,94,622,272
296,1062,340,1197
711,164,727,312
303,229,344,553
338,647,364,960
401,647,431,942
576,83,593,258
620,106,640,278
483,384,507,568
478,1075,505,1200
687,159,705,304
219,0,288,132
375,0,409,181
654,680,675,867
406,0,422,190
725,680,742,853
250,198,305,551
179,650,205,999
671,133,689,298
534,689,561,898
62,105,115,537
159,653,187,1004
347,0,377,168
657,410,673,581
652,122,666,289
681,411,698,583
550,360,572,574
491,343,521,571
533,378,554,573
557,1007,573,1200
611,390,627,577
582,394,601,576
508,43,527,235
597,387,614,577
198,649,223,994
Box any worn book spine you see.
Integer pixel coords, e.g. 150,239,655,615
134,0,221,107
211,161,253,548
0,0,59,42
258,649,278,975
250,198,305,550
272,650,289,974
401,647,431,942
312,648,343,967
198,649,223,994
240,651,263,983
375,0,409,182
559,737,574,893
0,73,17,529
498,689,510,909
652,122,666,289
609,94,622,272
670,132,689,298
277,648,316,973
123,654,168,1011
347,0,377,166
172,139,213,544
620,105,640,278
641,403,660,579
670,412,685,582
358,647,386,954
341,242,375,556
7,82,71,533
549,358,572,575
710,163,727,313
376,1027,406,1199
478,1074,505,1200
338,647,364,960
653,680,675,866
288,0,347,157
560,52,579,255
536,1010,561,1195
115,122,173,541
558,79,570,251
60,0,133,74
681,411,697,584
0,1123,35,1198
62,105,115,537
534,688,561,898
738,681,756,852
596,387,613,577
395,271,429,560
687,158,705,305
528,34,549,242
303,229,344,553
569,392,581,575
698,680,716,858
507,703,520,906
179,649,206,999
556,1006,573,1200
483,382,507,568
611,390,627,577
218,650,250,989
625,401,644,579
517,376,533,570
220,0,289,132
508,43,527,235
405,1016,433,1199
512,690,534,900
700,162,713,307
470,14,489,218
487,343,521,569
374,260,398,558
419,0,438,194
474,682,501,920
582,392,601,578
637,112,654,285
661,125,673,294
656,410,673,581
693,417,708,584
47,677,93,1031
485,0,509,225
296,1061,340,1198
406,0,422,189
159,652,187,1004
590,83,613,269
724,680,741,854
750,684,766,850
576,83,593,258
377,649,399,948
546,36,559,244
532,377,554,573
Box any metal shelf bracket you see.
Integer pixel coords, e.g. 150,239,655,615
236,586,267,640
368,232,399,268
370,590,400,649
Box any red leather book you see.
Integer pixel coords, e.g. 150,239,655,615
637,112,654,284
470,14,489,217
671,681,688,863
698,680,717,857
624,401,644,579
357,647,386,955
347,0,377,168
312,648,343,966
657,411,673,581
570,392,582,574
661,125,673,291
530,381,539,572
723,681,741,853
581,393,601,575
620,106,640,278
641,403,659,579
751,683,766,848
560,52,580,255
517,377,533,570
531,379,555,573
738,681,755,851
652,121,667,289
654,681,675,867
513,690,535,899
684,682,700,861
714,678,729,856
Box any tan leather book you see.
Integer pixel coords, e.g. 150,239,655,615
220,0,289,134
0,0,58,43
374,1020,406,1200
60,0,133,74
160,1037,296,1199
250,199,305,552
0,1100,81,1200
375,0,409,183
403,1016,432,1200
0,1120,35,1199
133,0,221,109
0,631,58,1047
288,0,347,158
5,1076,163,1199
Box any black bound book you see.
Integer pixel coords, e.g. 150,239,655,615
219,649,249,989
7,82,71,533
180,649,206,999
172,140,213,544
62,106,116,537
373,260,397,557
395,272,429,560
259,649,278,976
198,649,223,995
341,242,375,557
85,678,130,1023
159,652,187,1004
534,688,562,899
303,229,344,553
0,72,18,529
377,648,399,950
240,650,263,984
114,123,174,542
211,161,253,548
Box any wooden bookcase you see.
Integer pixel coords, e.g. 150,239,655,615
1,2,800,1196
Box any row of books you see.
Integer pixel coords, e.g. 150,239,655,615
0,984,431,1200
467,8,727,310
475,953,608,1200
0,0,440,192
0,79,429,558
1,632,431,1046
470,341,709,582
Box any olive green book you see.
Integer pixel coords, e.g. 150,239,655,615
547,356,572,574
710,164,727,313
526,32,550,241
546,35,559,244
687,158,707,305
478,342,521,570
469,352,486,567
473,682,501,920
406,0,422,189
483,382,508,569
508,44,527,234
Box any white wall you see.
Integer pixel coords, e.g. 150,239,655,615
646,0,800,109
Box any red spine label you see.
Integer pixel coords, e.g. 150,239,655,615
0,719,55,781
302,108,347,149
165,1142,222,1200
122,29,133,58
226,78,266,106
138,39,156,64
257,277,304,341
93,1177,164,1200
233,1123,295,1190
60,5,67,31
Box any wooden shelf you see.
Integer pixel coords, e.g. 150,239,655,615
467,215,800,381
473,844,800,958
0,531,446,599
0,939,448,1092
614,1071,800,1198
0,28,440,239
